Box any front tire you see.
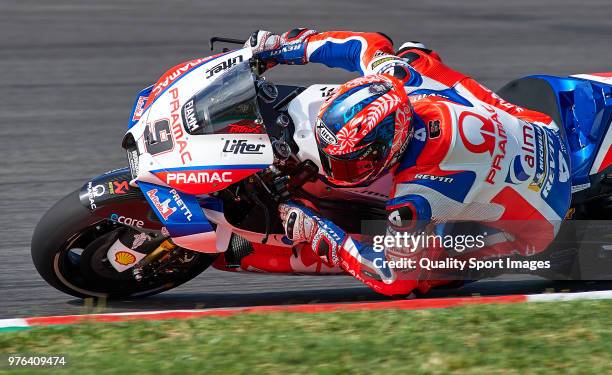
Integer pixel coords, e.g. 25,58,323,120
31,189,216,299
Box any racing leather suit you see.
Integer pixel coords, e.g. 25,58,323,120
262,29,572,296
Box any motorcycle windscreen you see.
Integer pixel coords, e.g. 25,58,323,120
181,62,265,135
150,61,273,196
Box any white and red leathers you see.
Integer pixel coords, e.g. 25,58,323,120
260,30,572,296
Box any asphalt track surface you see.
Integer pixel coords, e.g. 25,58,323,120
1,0,612,318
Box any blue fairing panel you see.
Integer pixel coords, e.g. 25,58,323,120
128,85,153,130
138,181,214,238
523,75,612,186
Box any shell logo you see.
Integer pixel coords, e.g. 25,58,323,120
115,251,137,266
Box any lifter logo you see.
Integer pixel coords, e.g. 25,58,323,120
222,139,265,154
206,55,244,79
458,108,507,184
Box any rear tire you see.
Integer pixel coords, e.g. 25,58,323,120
31,189,216,299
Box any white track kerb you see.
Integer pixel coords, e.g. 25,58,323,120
0,319,29,330
526,290,612,302
1,290,612,331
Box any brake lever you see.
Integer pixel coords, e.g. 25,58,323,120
245,161,319,245
209,36,247,51
249,57,269,76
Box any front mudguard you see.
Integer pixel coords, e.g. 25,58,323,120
78,167,163,231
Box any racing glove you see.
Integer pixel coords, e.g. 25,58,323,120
279,28,317,45
244,30,282,71
244,30,282,54
278,202,346,266
245,28,318,53
245,28,318,68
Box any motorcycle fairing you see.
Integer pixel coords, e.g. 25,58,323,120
145,132,273,195
288,84,339,173
138,181,217,252
212,241,344,274
125,49,275,193
151,163,270,195
570,74,612,176
122,49,277,251
591,124,612,176
78,168,163,230
498,73,612,191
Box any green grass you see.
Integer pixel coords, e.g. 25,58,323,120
1,300,611,374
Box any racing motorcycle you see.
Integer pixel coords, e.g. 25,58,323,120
32,38,612,298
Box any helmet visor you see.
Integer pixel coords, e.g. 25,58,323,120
319,141,388,184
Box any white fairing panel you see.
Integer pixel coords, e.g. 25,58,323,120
126,48,273,191
288,84,392,203
571,74,612,85
288,84,340,171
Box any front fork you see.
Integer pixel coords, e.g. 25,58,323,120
131,239,177,281
106,228,187,281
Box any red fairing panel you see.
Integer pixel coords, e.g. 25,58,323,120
213,242,344,274
153,167,266,195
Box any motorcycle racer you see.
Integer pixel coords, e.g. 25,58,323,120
246,29,572,296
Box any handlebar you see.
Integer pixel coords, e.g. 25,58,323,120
208,35,274,75
209,36,246,51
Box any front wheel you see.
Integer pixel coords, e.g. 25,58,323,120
31,189,217,299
